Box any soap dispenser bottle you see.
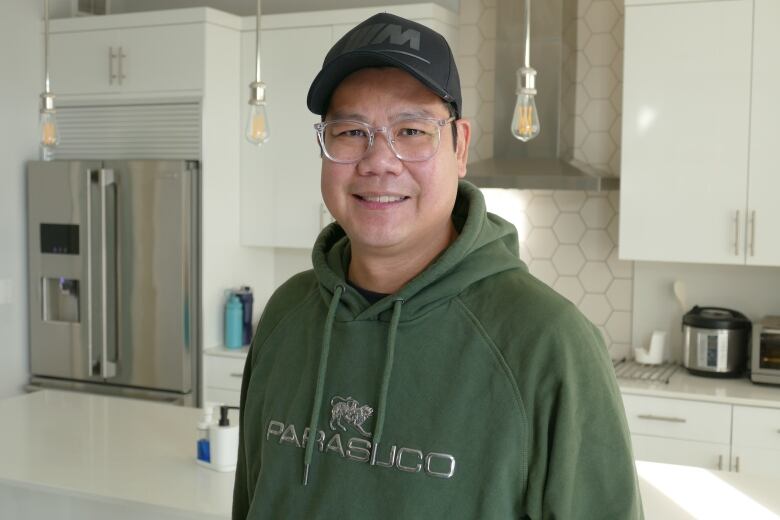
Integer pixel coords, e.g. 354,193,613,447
196,407,214,465
209,405,240,472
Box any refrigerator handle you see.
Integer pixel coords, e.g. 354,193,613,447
99,168,117,379
86,169,96,376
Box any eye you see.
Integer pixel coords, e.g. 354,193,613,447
328,122,369,138
394,119,434,138
398,127,427,137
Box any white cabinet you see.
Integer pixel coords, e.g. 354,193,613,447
239,5,459,248
623,394,732,470
631,435,729,471
731,405,780,478
620,0,780,266
746,0,780,265
203,347,248,407
623,392,780,478
49,15,204,97
48,29,117,95
239,25,331,248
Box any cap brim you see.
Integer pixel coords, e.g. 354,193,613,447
306,50,452,116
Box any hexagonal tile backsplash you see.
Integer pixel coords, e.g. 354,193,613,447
461,0,632,359
481,188,633,359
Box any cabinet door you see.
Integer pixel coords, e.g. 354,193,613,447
731,404,780,478
746,0,780,266
49,30,119,95
730,447,780,479
620,0,753,264
240,26,329,248
118,24,204,94
631,434,729,471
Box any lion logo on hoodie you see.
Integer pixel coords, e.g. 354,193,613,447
329,396,373,437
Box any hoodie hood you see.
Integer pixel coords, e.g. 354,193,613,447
311,180,526,322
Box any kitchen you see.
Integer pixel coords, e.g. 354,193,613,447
1,0,780,518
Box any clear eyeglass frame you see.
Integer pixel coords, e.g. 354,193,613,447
313,116,456,164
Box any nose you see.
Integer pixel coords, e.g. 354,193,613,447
357,128,403,176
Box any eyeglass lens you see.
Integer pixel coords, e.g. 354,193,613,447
321,119,442,162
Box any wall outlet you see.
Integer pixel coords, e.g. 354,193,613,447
0,278,13,305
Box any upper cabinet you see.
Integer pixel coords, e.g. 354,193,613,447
619,0,780,266
746,0,780,266
239,5,459,248
47,10,238,98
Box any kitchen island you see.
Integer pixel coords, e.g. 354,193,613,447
1,389,779,519
0,390,233,520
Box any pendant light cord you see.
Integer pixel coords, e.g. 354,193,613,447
523,0,531,69
254,0,261,83
44,0,50,93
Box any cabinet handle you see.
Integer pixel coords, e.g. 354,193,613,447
749,210,756,257
230,372,243,378
637,414,687,423
735,455,740,473
717,454,723,471
117,46,126,85
734,210,740,256
109,46,116,84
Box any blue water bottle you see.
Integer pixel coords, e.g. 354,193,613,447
224,295,243,349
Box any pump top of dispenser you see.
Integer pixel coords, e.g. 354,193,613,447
219,404,240,426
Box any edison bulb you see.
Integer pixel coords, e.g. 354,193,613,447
245,103,270,145
39,110,59,159
511,93,540,142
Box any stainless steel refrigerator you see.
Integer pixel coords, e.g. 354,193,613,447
27,160,200,406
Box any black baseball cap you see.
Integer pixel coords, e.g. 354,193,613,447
307,12,462,118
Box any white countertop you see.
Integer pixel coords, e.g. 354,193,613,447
619,366,780,409
0,390,233,519
2,390,780,519
204,345,250,359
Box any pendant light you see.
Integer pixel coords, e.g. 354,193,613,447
245,0,270,145
40,0,60,159
511,0,540,142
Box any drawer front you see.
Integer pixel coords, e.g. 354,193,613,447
631,434,729,471
622,394,732,444
204,355,247,391
733,405,780,449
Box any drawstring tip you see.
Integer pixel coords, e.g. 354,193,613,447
303,464,310,486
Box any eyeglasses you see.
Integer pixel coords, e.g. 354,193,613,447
314,116,456,164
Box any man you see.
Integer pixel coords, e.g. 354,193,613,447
233,12,643,519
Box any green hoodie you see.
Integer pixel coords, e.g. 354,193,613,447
233,181,643,519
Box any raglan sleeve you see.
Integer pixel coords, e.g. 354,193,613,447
541,310,644,519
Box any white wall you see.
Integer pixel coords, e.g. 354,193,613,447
0,0,70,398
632,261,780,363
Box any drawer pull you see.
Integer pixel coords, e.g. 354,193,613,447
230,372,243,378
717,454,723,471
637,414,687,423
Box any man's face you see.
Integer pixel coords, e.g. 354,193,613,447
321,67,470,257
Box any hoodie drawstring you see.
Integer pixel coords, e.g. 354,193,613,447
303,290,404,486
371,298,403,459
303,284,343,485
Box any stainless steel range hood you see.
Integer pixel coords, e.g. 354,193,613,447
466,0,619,191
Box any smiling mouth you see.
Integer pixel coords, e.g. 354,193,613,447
354,194,409,203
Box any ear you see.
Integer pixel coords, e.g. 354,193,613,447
454,118,471,179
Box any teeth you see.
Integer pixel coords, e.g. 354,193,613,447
362,195,405,203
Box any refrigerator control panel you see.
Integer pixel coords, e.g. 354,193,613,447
40,223,79,255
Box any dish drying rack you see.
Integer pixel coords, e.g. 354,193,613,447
612,359,679,384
